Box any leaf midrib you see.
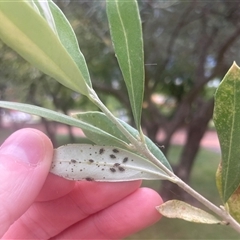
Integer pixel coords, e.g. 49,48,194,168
224,77,237,200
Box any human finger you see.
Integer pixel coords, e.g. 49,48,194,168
3,181,141,239
35,173,76,202
53,187,162,239
0,128,53,237
3,180,142,239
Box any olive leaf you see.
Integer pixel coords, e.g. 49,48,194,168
51,144,170,182
213,62,240,202
156,200,221,224
73,111,172,171
106,0,144,130
0,0,91,95
0,101,128,148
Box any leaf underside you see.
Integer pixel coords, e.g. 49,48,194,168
73,111,172,171
51,144,169,182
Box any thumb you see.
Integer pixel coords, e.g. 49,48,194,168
0,128,53,237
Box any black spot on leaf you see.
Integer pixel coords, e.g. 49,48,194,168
86,177,94,181
118,166,125,172
110,154,116,159
113,163,121,167
99,148,105,154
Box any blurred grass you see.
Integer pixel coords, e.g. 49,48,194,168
1,128,239,239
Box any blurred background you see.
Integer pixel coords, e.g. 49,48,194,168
1,1,240,238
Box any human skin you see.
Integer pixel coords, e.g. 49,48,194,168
0,128,162,239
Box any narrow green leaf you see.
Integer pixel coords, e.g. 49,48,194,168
106,0,144,130
72,111,130,143
47,1,92,88
51,144,169,182
0,1,90,95
156,200,221,224
0,101,127,148
213,62,240,202
73,111,172,171
72,111,129,145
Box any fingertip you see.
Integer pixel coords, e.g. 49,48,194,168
136,187,163,220
0,128,54,236
0,128,53,166
109,187,163,237
67,187,163,239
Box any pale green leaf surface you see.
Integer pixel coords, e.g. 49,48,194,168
51,144,169,182
0,1,89,95
26,1,40,14
156,200,221,224
72,111,129,145
34,1,58,34
107,0,144,130
0,101,127,148
213,62,240,202
73,111,172,171
72,112,129,148
48,1,92,87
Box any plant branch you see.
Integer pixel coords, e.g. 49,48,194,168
88,88,173,174
175,177,240,233
88,87,240,233
138,143,240,232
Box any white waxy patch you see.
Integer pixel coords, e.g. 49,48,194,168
50,144,169,182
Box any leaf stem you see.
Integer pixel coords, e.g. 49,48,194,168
175,177,240,233
135,137,240,232
88,89,141,145
88,88,171,172
88,87,240,233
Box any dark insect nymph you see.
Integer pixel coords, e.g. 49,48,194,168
110,154,116,159
99,148,105,154
112,148,119,153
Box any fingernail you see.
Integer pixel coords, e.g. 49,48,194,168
0,129,46,165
